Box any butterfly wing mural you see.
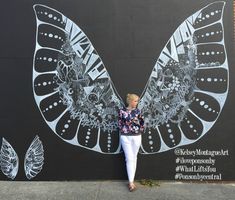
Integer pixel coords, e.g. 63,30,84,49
138,1,228,153
0,138,19,180
24,135,44,180
33,2,228,155
33,4,124,154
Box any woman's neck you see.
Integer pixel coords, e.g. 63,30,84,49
126,106,136,110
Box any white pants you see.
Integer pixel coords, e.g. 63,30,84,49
120,135,142,183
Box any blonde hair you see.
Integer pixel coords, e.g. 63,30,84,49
126,93,139,105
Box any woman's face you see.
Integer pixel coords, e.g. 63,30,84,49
129,97,139,108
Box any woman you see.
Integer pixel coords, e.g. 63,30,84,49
118,93,144,192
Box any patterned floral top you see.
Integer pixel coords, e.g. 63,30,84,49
118,107,144,135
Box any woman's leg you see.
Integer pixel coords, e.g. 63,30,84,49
120,135,134,183
120,135,142,183
129,135,142,182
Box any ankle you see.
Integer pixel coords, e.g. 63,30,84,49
129,182,135,186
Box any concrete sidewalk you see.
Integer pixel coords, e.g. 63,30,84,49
0,181,234,200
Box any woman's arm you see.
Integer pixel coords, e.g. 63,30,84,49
138,110,145,132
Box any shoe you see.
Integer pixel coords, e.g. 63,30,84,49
128,183,137,192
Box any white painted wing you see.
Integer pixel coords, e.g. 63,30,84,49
24,135,44,180
0,138,19,179
33,4,124,154
138,1,228,154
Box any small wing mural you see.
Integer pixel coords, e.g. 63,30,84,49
0,138,19,180
24,135,44,180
